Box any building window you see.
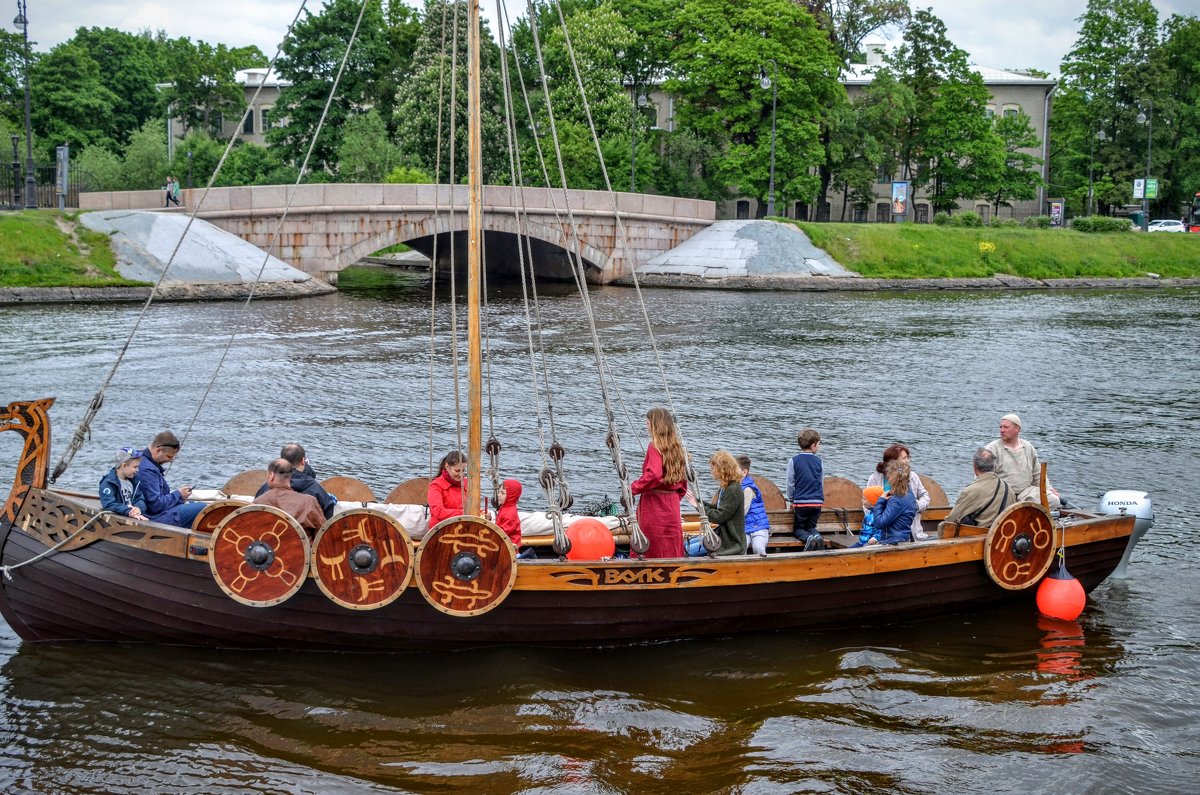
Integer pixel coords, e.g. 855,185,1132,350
1002,104,1021,118
817,202,831,222
261,108,271,131
985,106,995,119
736,200,750,220
916,203,929,223
876,166,891,184
794,202,809,221
875,202,890,223
243,110,255,135
977,204,990,222
853,205,867,223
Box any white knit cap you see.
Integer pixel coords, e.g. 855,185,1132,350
1001,413,1022,428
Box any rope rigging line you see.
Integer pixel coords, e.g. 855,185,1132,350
548,0,717,551
446,0,465,509
428,0,453,478
495,0,573,552
518,0,650,553
50,0,311,484
0,511,115,581
176,0,374,456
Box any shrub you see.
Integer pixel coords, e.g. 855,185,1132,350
933,211,951,226
989,218,1021,228
1022,215,1052,229
954,211,983,227
1070,216,1133,233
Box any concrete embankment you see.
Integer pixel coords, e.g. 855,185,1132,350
619,273,1200,291
0,210,334,306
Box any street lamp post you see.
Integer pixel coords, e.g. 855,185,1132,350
187,150,193,189
1136,101,1153,232
1087,128,1106,216
759,60,778,218
630,90,648,192
13,0,35,209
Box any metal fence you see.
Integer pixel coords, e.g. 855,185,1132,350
0,161,94,209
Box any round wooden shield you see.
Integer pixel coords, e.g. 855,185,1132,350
192,499,249,535
384,477,430,506
221,469,267,498
310,508,414,610
321,475,377,503
414,515,516,617
919,474,949,508
823,476,863,510
209,505,311,607
751,475,787,512
984,502,1057,590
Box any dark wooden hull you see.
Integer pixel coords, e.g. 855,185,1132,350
0,489,1136,651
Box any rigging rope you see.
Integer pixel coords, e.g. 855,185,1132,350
428,0,452,479
0,511,115,581
176,0,373,456
549,0,717,551
50,0,311,483
519,0,650,554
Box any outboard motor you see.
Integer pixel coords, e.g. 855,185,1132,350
1098,490,1154,579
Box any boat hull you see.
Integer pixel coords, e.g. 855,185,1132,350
0,490,1135,651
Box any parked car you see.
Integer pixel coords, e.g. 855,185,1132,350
1148,219,1187,233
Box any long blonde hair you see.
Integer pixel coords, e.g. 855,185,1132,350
885,460,911,497
647,407,687,483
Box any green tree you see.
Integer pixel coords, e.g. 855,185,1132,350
1053,0,1164,216
1155,14,1200,217
175,130,227,188
122,119,170,189
979,112,1043,216
393,0,508,183
0,30,25,128
667,0,842,212
213,142,299,186
804,1,911,64
337,109,403,181
268,0,391,170
160,38,262,139
70,27,163,147
29,42,121,154
75,144,124,191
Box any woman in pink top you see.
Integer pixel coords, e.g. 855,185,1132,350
631,408,688,558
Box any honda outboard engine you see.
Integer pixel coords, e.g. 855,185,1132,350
1098,490,1154,579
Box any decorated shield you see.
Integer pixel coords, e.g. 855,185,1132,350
192,499,249,535
209,505,311,607
310,508,414,610
415,515,516,617
984,502,1057,590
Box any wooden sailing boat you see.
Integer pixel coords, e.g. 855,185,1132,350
0,2,1151,650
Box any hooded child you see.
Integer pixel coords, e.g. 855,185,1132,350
99,447,148,520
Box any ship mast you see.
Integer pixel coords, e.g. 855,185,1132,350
466,0,483,516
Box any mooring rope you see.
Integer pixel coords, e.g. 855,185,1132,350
0,511,114,581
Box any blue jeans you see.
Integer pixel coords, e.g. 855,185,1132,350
175,501,206,529
685,536,708,556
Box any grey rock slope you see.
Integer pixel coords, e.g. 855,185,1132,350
639,220,858,279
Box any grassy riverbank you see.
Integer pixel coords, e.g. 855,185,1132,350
0,210,145,288
793,221,1200,279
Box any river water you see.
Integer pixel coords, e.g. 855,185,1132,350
0,275,1196,794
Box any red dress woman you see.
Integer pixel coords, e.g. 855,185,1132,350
631,408,688,558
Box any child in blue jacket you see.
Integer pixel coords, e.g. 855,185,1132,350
99,446,148,520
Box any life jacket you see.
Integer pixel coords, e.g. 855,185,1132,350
741,475,770,533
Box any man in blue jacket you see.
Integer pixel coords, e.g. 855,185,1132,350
255,443,337,519
133,431,205,528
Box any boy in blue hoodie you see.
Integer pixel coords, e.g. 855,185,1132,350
99,446,148,520
786,429,825,551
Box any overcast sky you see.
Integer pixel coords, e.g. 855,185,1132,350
26,0,1192,77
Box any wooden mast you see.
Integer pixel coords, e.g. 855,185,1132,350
465,0,483,516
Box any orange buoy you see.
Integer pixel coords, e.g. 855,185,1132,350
565,518,616,561
1036,556,1087,620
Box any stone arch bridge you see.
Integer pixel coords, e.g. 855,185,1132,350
80,184,715,284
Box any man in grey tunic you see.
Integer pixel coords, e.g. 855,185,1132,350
984,413,1060,508
939,448,1015,533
